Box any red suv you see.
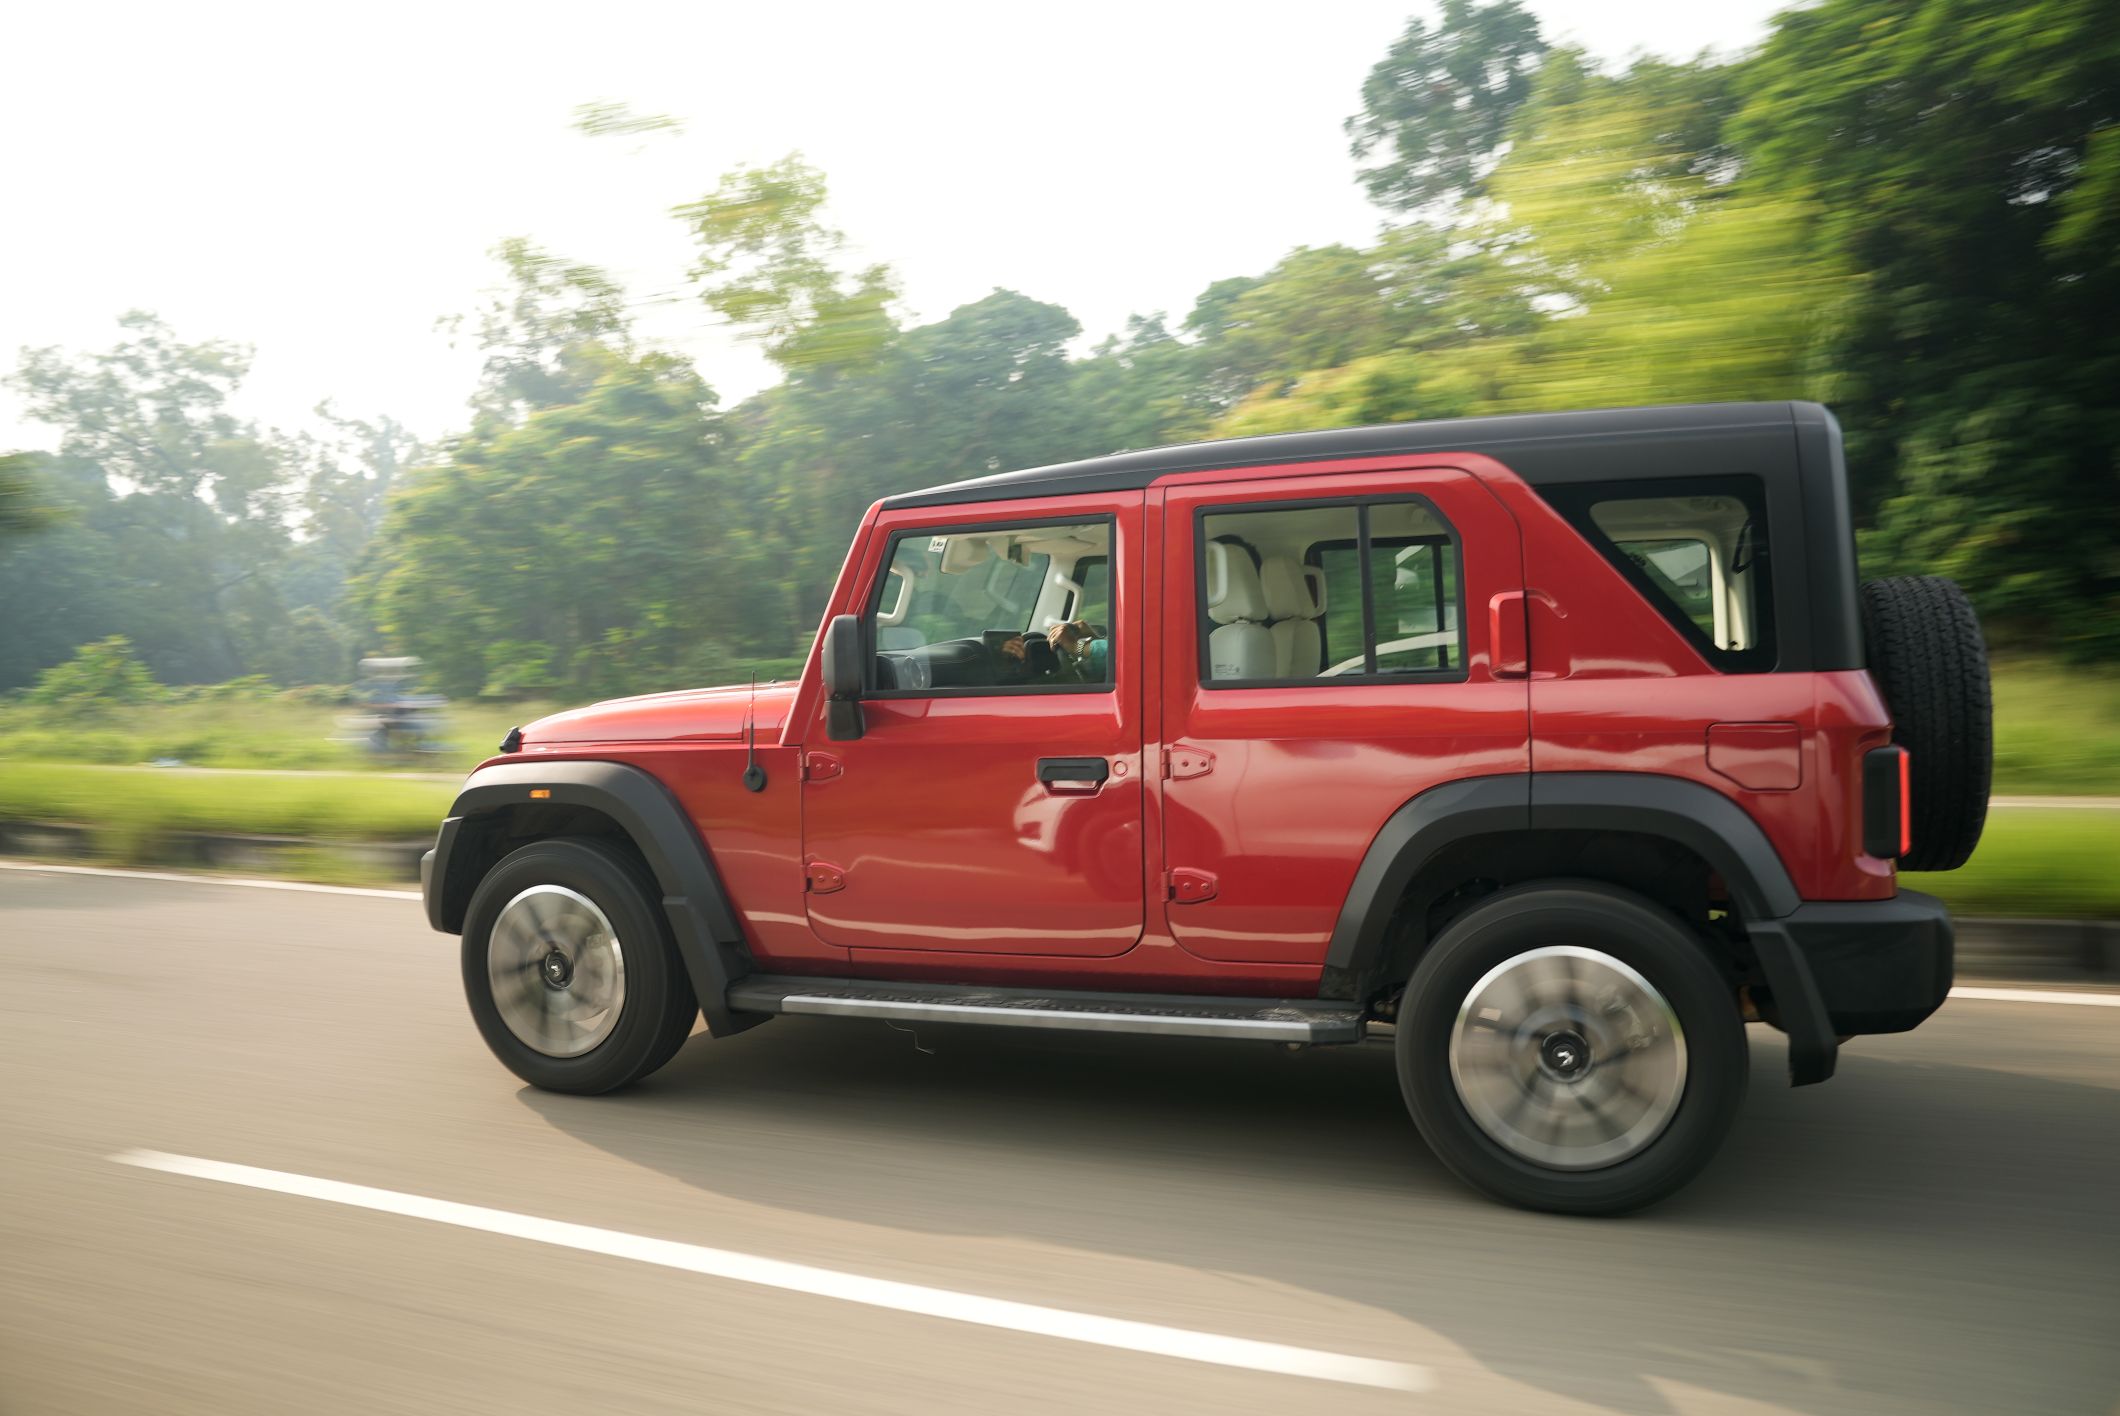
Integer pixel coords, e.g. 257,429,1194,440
422,402,1990,1213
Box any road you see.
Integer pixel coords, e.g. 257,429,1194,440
1,867,2114,1415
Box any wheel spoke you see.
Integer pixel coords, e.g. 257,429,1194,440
486,886,627,1059
1449,946,1688,1172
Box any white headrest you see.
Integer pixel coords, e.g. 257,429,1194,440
1205,542,1269,624
1260,557,1323,620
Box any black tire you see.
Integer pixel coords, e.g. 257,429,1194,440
461,837,699,1094
1397,882,1747,1215
1860,575,1992,872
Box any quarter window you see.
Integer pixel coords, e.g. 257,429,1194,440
1198,499,1463,685
1555,477,1774,671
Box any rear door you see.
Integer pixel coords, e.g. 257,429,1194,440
799,493,1146,957
1157,468,1530,966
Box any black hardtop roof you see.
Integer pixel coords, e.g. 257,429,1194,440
884,400,1820,509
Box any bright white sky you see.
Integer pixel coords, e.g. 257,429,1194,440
0,0,1786,455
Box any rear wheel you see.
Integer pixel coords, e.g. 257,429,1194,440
462,838,698,1094
1397,882,1747,1214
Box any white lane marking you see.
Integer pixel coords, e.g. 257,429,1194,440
1990,796,2120,810
111,1150,1432,1393
0,860,419,900
1949,986,2120,1008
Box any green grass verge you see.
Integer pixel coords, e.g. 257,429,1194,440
0,761,2109,917
1903,808,2120,919
0,695,556,774
0,762,454,857
1989,658,2120,796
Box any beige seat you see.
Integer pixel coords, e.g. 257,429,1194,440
1261,556,1325,677
1205,542,1274,680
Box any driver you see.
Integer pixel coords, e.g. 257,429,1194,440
1000,619,1099,683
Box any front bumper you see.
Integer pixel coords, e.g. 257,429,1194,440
419,815,462,933
1747,888,1954,1085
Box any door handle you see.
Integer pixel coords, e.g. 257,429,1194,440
1036,757,1110,789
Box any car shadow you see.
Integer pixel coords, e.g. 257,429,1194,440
519,1019,2120,1416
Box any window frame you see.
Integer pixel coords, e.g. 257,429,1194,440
1192,493,1469,690
862,514,1120,700
1541,474,1778,673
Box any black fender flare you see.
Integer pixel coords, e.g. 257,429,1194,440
1321,771,1833,1084
422,760,759,1036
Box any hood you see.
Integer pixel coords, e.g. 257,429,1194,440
519,680,798,746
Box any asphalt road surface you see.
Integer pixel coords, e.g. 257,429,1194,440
2,865,2115,1415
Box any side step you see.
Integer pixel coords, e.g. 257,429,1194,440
725,976,1365,1044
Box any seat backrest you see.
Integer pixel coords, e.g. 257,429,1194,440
1260,556,1324,677
1205,542,1273,679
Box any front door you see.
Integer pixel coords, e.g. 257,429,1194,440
801,494,1146,957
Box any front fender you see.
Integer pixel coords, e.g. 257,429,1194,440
423,759,758,1036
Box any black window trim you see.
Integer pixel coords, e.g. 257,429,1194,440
862,513,1120,700
1192,493,1470,690
1307,530,1456,673
1540,473,1779,674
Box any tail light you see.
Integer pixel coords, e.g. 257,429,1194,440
1863,746,1911,859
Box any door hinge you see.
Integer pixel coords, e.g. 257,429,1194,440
802,752,843,783
1166,867,1218,903
1166,745,1215,780
805,861,846,894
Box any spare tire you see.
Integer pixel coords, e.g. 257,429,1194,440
1859,576,1992,871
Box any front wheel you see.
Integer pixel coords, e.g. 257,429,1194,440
1396,882,1747,1214
461,837,699,1094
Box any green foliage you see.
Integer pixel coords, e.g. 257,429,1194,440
1904,809,2120,919
572,101,683,140
0,452,56,536
23,636,163,709
0,762,455,849
1346,0,1548,213
676,154,898,371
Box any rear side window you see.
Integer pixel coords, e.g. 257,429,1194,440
1550,477,1774,672
1195,497,1464,685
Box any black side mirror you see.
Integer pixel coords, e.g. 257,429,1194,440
820,613,865,741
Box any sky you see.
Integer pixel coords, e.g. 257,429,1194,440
0,0,1789,455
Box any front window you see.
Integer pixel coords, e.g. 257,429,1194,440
869,520,1114,694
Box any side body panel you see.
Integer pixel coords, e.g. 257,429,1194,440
1155,467,1532,967
1462,458,1894,902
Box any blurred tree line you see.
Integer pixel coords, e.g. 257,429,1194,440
4,0,2114,699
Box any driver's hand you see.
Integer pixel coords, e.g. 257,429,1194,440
1000,635,1027,662
1047,619,1093,656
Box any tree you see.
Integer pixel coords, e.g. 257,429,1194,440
5,313,300,685
1732,0,2120,651
675,154,897,372
0,452,54,537
1347,0,1548,214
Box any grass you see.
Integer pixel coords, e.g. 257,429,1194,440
1988,657,2120,796
0,694,553,774
1904,808,2120,919
0,761,454,856
0,758,2109,917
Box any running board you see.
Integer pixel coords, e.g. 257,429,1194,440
725,976,1365,1044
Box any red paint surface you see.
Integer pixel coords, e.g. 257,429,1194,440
501,443,1901,994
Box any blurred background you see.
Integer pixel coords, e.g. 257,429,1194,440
0,0,2114,908
4,7,2118,1416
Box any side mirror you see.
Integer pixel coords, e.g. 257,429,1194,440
820,613,865,741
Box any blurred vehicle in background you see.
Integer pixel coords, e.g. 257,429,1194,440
339,657,450,759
